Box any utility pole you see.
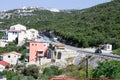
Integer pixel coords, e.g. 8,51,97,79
86,56,88,80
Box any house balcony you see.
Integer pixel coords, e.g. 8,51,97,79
36,50,44,57
36,51,44,65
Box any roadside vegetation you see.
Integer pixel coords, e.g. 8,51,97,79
1,60,120,79
113,48,120,55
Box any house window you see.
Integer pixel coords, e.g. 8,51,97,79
0,56,3,61
15,32,17,35
8,55,10,58
44,44,47,47
31,31,35,33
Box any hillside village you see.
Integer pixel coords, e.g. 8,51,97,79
0,24,81,79
0,7,60,19
0,24,75,64
1,0,120,80
0,24,119,80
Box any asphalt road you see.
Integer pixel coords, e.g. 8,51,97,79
78,49,120,60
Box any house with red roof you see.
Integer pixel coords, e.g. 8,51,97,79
0,51,22,65
0,61,10,72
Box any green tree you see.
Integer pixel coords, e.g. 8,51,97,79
11,74,35,80
42,65,63,79
22,65,39,79
93,60,120,78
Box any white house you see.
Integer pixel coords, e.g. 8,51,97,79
6,24,38,42
10,24,26,31
6,24,27,42
0,61,9,72
104,44,112,51
7,30,26,42
0,51,22,65
0,24,39,47
26,28,39,40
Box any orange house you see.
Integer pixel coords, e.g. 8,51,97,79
29,41,50,63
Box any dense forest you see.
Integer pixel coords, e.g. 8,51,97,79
0,0,120,49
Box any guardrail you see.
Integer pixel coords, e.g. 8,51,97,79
77,50,120,61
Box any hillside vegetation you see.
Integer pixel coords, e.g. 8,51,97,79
0,0,120,49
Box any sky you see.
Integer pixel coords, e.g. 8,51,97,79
0,0,111,11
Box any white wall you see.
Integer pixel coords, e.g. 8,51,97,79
10,24,26,30
0,40,7,47
0,65,5,72
104,44,112,51
26,29,38,40
7,32,18,42
18,31,26,43
3,53,21,65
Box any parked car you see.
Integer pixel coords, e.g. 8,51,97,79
95,48,102,53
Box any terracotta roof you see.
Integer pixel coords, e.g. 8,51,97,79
8,30,21,32
49,75,79,80
1,51,22,56
8,30,26,32
55,43,65,47
0,61,10,66
49,77,79,80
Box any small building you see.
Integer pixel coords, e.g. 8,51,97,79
0,40,8,47
54,43,65,59
104,44,112,51
4,24,27,43
26,28,39,40
0,24,40,47
54,43,65,50
10,24,26,31
29,40,50,64
0,61,10,72
7,30,26,43
0,51,22,65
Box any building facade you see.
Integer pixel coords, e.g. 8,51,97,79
0,51,22,65
29,41,49,64
26,28,39,40
0,24,39,47
0,61,9,72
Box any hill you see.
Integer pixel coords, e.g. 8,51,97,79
0,0,120,49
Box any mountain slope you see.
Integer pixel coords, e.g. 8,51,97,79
0,0,120,49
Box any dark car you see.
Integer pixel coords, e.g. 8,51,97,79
95,48,102,53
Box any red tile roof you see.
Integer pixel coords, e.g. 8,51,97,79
0,61,10,66
8,30,26,32
49,74,80,80
49,77,79,80
8,30,21,32
1,51,22,56
55,43,65,47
